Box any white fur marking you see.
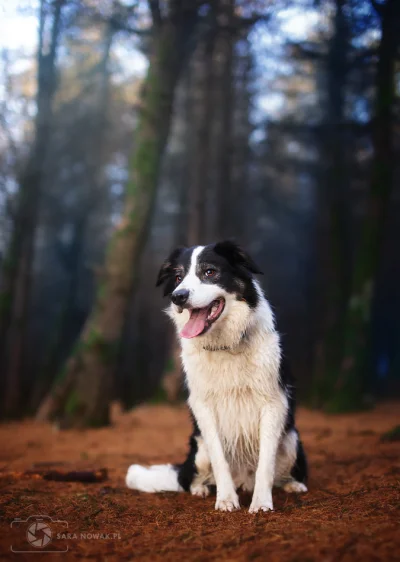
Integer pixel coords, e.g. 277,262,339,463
125,464,183,493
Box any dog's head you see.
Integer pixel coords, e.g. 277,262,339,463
156,241,263,343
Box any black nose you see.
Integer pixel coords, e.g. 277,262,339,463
171,289,189,306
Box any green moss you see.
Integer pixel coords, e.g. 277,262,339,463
381,425,400,442
86,328,102,347
65,391,80,415
150,385,168,404
324,393,368,414
98,340,119,364
164,357,174,372
53,365,67,386
97,281,107,301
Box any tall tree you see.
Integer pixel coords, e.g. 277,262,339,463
187,13,217,246
312,0,352,406
327,0,400,410
0,0,66,418
215,0,235,239
37,0,201,427
31,18,116,411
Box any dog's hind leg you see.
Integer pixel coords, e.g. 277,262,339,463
189,436,214,498
176,419,214,498
274,429,308,493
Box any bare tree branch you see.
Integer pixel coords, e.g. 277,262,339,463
148,0,162,27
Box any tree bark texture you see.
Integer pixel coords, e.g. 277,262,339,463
37,4,199,427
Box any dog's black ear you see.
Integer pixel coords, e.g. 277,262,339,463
214,240,263,275
156,247,184,287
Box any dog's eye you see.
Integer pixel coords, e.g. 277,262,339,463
204,269,216,278
175,274,183,284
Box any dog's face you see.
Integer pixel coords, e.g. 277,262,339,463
156,241,263,340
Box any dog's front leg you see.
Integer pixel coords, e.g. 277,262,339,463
249,399,286,513
189,398,239,512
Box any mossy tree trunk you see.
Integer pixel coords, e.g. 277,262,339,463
324,0,399,411
37,2,200,427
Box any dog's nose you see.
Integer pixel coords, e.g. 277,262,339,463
171,289,189,306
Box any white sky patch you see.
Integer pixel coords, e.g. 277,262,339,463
0,2,38,52
112,39,148,84
277,8,319,42
259,93,284,116
0,2,148,83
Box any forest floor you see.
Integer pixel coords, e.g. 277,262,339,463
0,402,399,561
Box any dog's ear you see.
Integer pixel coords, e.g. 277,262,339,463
214,240,263,275
156,247,185,287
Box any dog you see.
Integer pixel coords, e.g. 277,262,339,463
126,240,307,513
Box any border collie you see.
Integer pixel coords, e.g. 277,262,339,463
126,241,307,512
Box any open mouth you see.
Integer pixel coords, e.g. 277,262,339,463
180,298,225,339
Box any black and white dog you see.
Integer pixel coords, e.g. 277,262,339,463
126,241,307,513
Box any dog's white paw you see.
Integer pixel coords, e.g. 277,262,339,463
190,483,210,498
283,481,308,494
249,495,273,514
215,493,240,512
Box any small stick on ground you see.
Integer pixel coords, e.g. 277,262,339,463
0,468,108,483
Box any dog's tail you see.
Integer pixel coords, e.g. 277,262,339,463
126,464,183,493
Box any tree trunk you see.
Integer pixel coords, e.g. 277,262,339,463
37,5,199,427
0,0,64,418
31,215,87,412
311,0,352,407
325,0,399,411
187,16,216,245
162,27,217,403
215,0,235,240
33,21,114,413
230,35,252,244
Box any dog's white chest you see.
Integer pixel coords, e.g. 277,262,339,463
183,343,280,468
211,386,263,467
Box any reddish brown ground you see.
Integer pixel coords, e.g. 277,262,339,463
0,402,399,561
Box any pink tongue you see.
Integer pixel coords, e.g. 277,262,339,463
180,308,208,339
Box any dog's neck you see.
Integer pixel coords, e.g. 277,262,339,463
202,329,250,352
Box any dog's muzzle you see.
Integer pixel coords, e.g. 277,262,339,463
171,289,189,307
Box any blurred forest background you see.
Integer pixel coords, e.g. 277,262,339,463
0,0,399,428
